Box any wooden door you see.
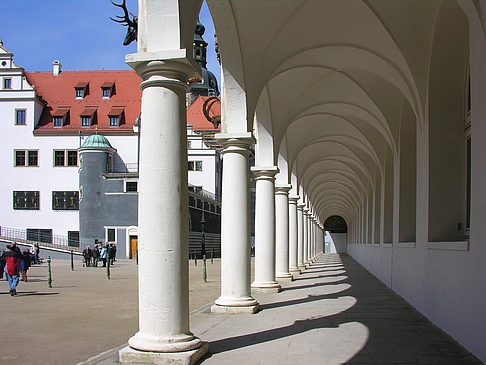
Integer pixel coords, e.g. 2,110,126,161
129,236,138,259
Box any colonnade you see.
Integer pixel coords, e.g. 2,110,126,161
120,53,324,363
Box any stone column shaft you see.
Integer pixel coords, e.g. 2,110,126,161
297,204,305,270
251,167,281,292
122,53,206,361
275,185,292,282
303,209,309,264
289,196,300,274
212,134,259,313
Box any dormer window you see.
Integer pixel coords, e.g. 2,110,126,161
80,108,96,127
108,107,124,127
74,82,89,99
101,82,115,99
52,108,70,127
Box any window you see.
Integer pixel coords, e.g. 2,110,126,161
52,191,79,210
108,107,124,127
101,82,115,98
3,78,12,89
67,150,78,166
53,117,63,127
28,150,38,166
15,150,38,167
106,228,116,242
13,191,39,210
54,150,78,167
68,231,80,247
74,82,89,99
109,116,119,127
54,150,65,166
81,116,91,126
16,109,26,125
15,150,25,166
187,141,192,149
188,160,203,171
125,181,138,192
51,108,69,127
27,228,52,243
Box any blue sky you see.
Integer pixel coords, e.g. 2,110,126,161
1,0,220,85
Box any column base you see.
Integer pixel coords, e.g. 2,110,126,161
298,264,306,271
119,342,208,365
289,268,301,275
211,303,260,314
276,273,293,283
212,296,260,314
251,281,281,293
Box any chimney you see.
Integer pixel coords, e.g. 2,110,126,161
53,60,62,76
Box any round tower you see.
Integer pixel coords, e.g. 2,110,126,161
78,134,116,248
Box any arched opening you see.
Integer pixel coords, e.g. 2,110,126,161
324,215,347,254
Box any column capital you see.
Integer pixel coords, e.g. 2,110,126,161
126,49,200,91
289,195,300,204
251,166,279,179
275,184,292,195
215,132,256,148
303,207,310,214
297,203,305,210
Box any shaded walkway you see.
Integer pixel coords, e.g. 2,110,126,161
192,254,481,364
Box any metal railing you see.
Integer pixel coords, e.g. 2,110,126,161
0,226,84,253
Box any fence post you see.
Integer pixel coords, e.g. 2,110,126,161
47,256,52,288
70,250,74,271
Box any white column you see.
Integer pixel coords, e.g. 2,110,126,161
302,207,309,266
212,134,259,313
251,167,281,292
121,54,207,362
297,203,305,270
289,196,300,274
303,208,309,265
275,185,293,282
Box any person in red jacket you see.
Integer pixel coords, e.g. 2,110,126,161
4,244,21,296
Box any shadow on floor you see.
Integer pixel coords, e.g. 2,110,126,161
203,255,482,365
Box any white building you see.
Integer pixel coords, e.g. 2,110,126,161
0,34,221,247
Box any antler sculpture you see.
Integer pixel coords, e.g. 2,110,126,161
110,0,138,46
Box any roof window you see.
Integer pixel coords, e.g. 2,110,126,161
101,82,115,99
52,108,70,127
80,108,97,127
108,107,124,127
75,82,89,99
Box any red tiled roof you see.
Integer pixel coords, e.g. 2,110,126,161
187,96,221,131
25,70,142,135
25,70,220,135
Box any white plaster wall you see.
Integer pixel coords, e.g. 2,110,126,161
324,231,347,254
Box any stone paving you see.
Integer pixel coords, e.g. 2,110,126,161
0,254,482,364
189,254,482,365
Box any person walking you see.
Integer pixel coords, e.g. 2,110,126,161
100,244,107,267
20,250,31,282
92,245,99,267
4,244,21,296
83,246,92,267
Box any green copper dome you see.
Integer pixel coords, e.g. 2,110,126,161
81,134,113,149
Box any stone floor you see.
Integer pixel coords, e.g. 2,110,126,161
189,254,482,364
0,254,482,364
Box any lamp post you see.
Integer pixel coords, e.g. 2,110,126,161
201,215,207,283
